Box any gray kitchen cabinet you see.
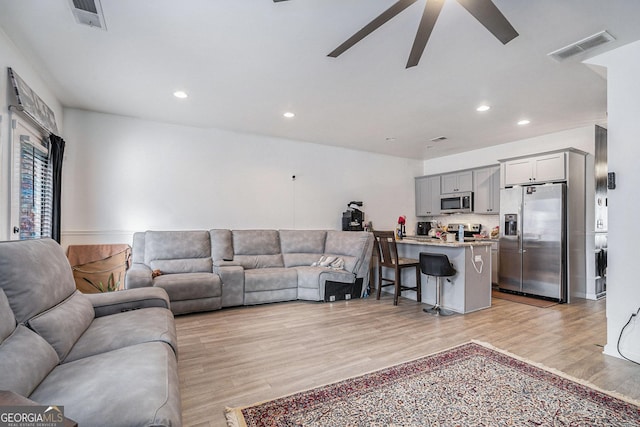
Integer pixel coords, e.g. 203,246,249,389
415,175,441,216
503,152,566,186
473,166,500,214
441,171,473,194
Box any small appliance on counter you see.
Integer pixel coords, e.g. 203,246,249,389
416,221,432,236
342,201,364,231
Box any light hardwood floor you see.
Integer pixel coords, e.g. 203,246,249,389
175,295,640,427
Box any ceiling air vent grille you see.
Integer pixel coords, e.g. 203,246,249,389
68,0,107,30
548,30,615,61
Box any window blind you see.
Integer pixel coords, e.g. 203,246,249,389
17,136,52,239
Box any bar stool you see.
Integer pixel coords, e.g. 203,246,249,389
373,231,421,306
419,253,456,316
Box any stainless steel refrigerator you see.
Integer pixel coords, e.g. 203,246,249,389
498,183,567,302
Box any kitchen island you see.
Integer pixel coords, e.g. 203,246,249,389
385,237,493,314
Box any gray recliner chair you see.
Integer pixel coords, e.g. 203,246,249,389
0,238,182,427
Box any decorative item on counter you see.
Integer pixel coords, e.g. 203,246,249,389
397,215,406,239
363,221,373,232
458,224,465,242
490,226,499,239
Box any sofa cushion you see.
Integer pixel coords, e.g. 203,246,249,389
27,291,95,361
232,230,284,269
0,289,16,342
0,239,76,323
233,230,281,255
234,254,284,269
0,325,59,397
153,272,222,301
210,229,234,260
171,297,222,315
144,230,211,265
149,257,213,274
244,268,298,292
64,307,178,362
279,230,327,268
279,230,327,253
30,342,181,427
324,231,370,273
283,253,324,268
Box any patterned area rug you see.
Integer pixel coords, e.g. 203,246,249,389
225,341,640,427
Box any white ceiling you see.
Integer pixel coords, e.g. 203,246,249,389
1,0,639,160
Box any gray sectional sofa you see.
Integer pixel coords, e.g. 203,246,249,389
0,238,181,427
125,229,374,314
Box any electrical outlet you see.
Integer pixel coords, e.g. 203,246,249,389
474,255,482,262
329,295,336,302
345,294,351,300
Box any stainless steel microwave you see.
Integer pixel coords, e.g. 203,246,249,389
440,192,473,214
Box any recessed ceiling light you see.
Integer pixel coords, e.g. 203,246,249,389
476,105,491,112
173,91,188,99
517,119,531,125
283,112,295,118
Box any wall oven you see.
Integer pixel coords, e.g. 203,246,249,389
440,192,473,214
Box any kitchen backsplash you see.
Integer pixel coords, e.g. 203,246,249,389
417,213,499,236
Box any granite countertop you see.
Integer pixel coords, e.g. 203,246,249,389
398,236,493,247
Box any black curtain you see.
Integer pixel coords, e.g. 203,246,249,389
49,134,65,243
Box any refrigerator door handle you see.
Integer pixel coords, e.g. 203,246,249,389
518,206,523,254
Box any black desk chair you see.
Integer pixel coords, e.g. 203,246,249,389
373,231,421,306
419,253,456,316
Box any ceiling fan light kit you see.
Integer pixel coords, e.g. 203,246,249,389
274,0,519,68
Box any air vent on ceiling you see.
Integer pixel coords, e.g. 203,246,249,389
68,0,107,30
548,30,615,61
430,136,448,142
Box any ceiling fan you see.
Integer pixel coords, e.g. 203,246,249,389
273,0,518,68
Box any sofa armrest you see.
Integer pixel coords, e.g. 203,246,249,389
84,287,171,318
213,264,245,307
125,263,153,289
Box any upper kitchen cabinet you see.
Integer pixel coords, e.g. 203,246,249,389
473,166,500,214
415,175,441,216
441,171,473,194
503,152,566,186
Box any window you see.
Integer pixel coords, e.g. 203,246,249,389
10,119,52,240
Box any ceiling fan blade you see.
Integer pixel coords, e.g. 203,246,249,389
455,0,518,44
328,0,419,58
406,0,445,68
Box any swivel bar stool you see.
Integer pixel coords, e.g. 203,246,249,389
419,252,456,316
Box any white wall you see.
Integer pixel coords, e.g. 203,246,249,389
61,109,423,246
422,126,596,175
589,41,640,361
0,27,64,241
